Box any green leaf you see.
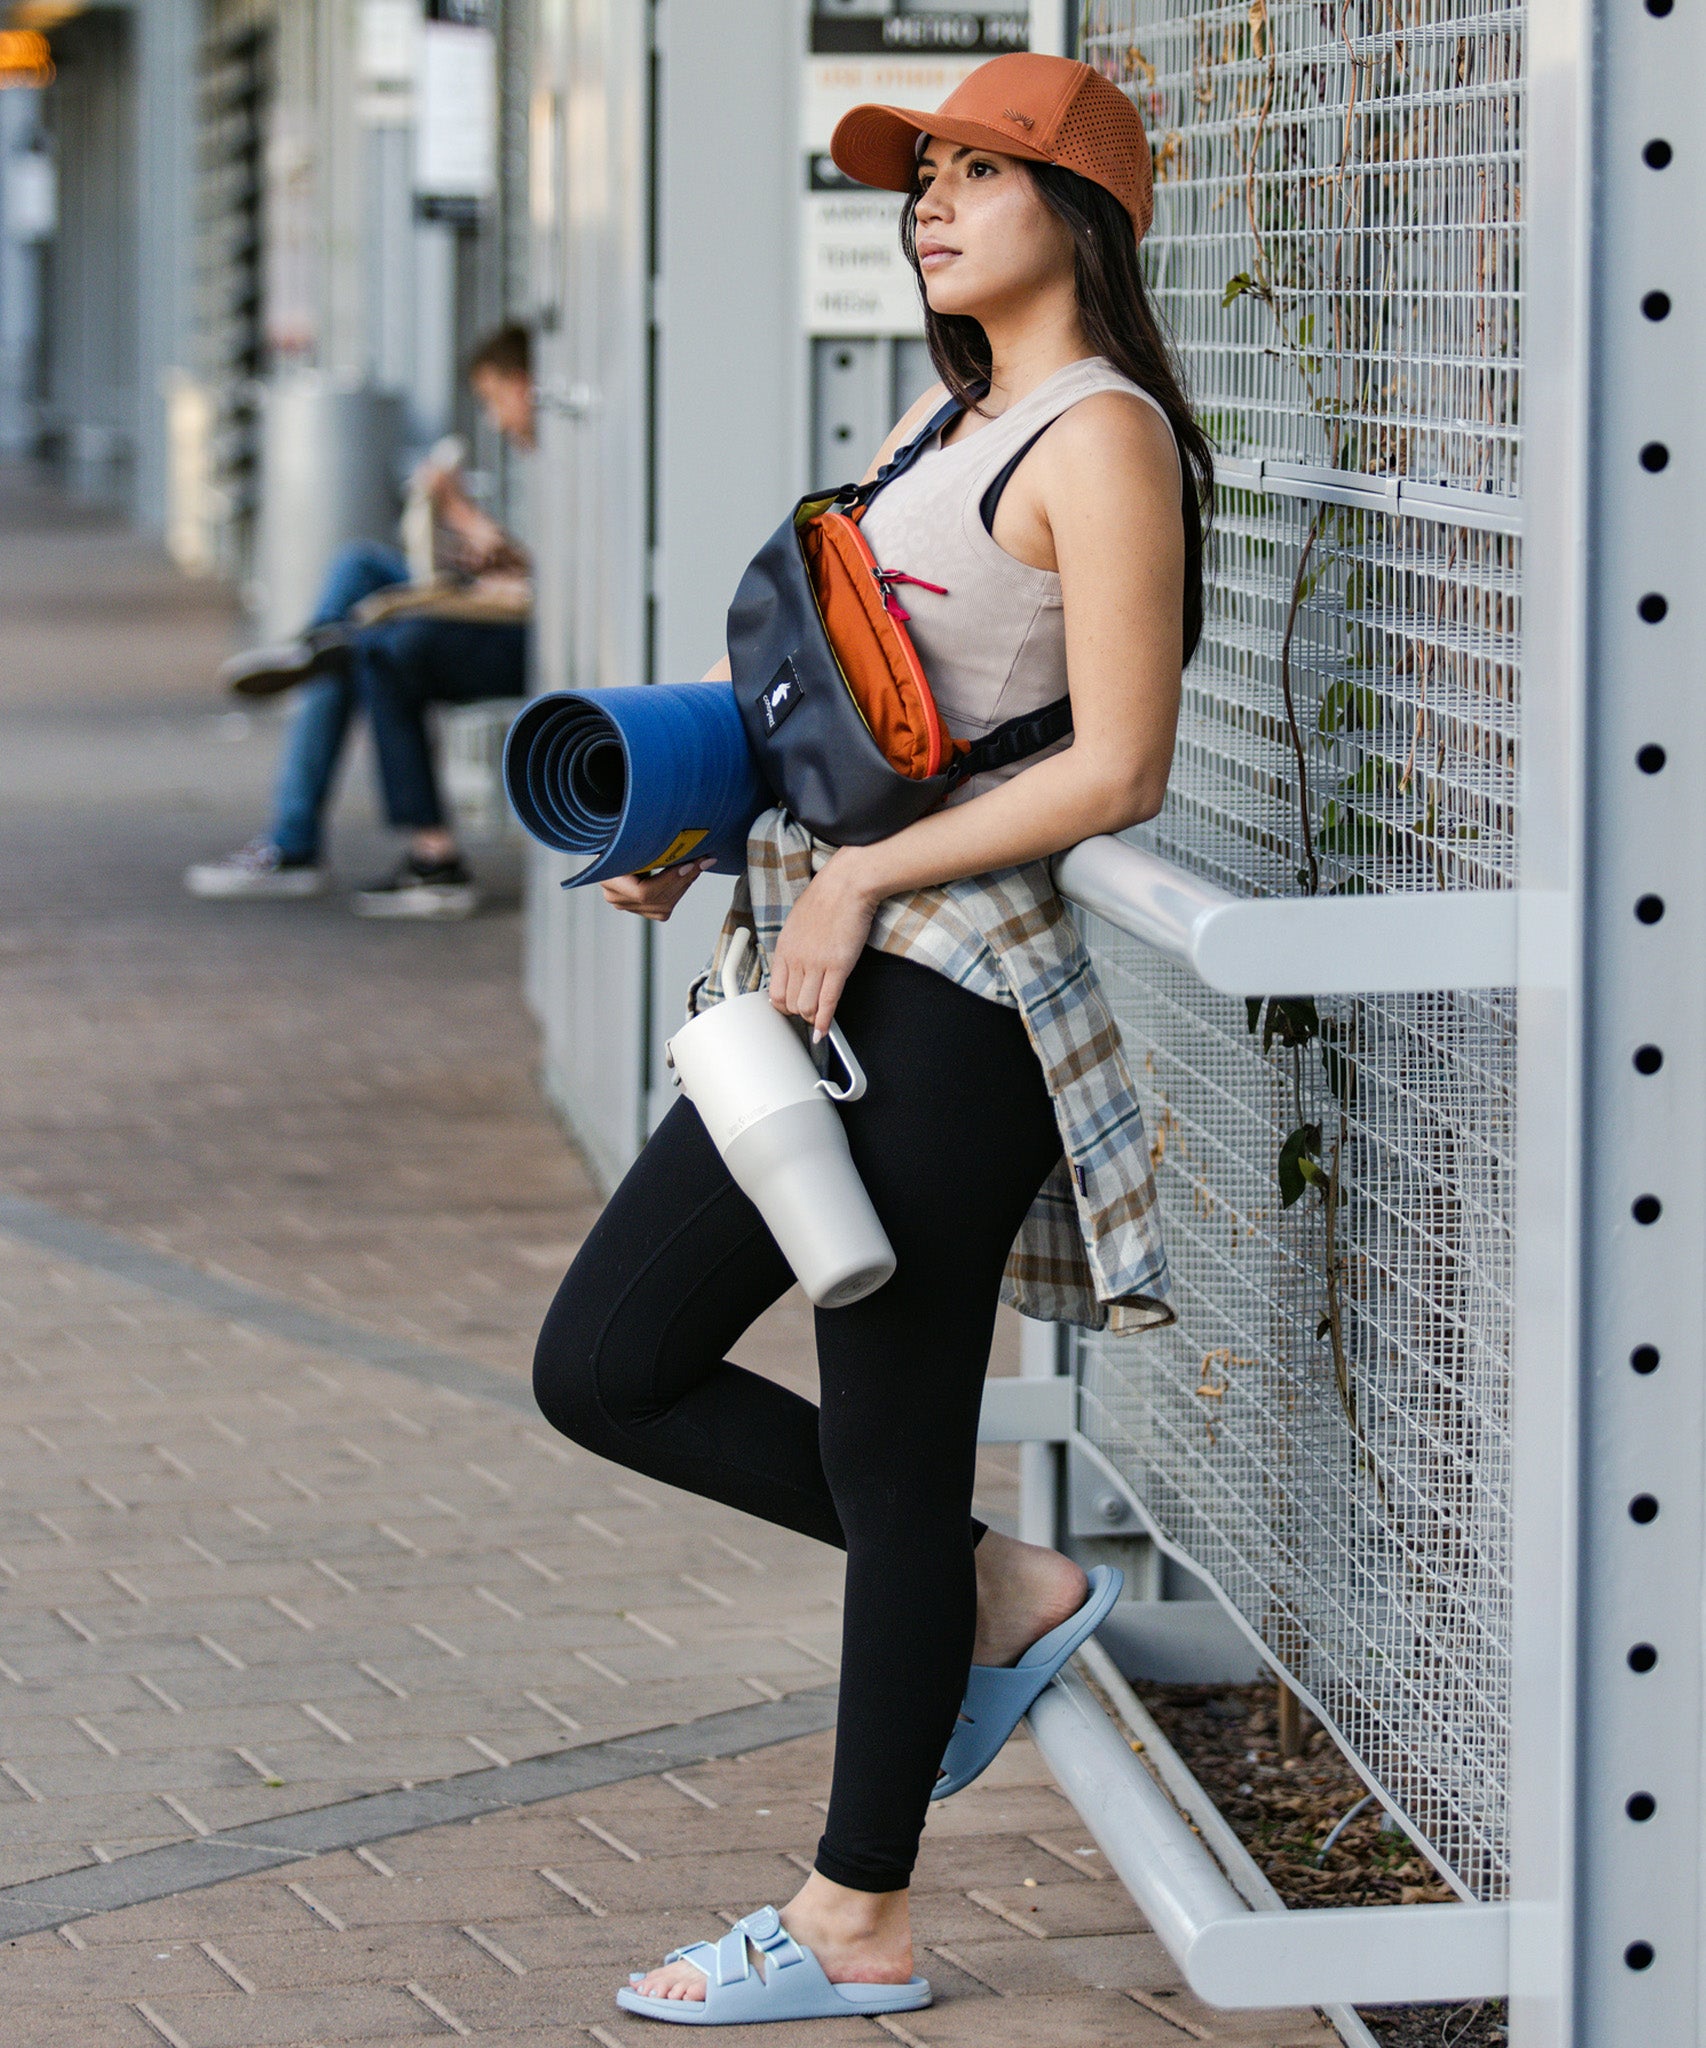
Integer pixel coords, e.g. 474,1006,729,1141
1341,754,1397,797
1277,1122,1323,1207
1295,559,1330,606
1317,804,1396,860
1262,996,1321,1052
1317,678,1380,738
1222,271,1261,308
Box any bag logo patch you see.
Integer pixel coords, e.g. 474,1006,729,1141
762,659,804,735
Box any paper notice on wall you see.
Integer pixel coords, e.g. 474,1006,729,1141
415,20,496,200
801,54,983,337
358,0,417,124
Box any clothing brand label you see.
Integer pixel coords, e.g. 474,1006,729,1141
762,659,805,735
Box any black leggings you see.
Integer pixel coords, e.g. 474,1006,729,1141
533,948,1062,1892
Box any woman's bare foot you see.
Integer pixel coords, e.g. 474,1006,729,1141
630,1872,914,2003
972,1528,1089,1667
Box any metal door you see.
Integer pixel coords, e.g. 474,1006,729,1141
522,0,647,1190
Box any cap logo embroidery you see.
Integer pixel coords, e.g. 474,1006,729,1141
1002,107,1036,129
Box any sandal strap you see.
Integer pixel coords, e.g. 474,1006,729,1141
734,1905,805,1972
647,1907,810,1999
712,1927,753,1986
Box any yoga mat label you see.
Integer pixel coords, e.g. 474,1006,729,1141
643,827,710,873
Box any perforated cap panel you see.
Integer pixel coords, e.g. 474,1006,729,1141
1052,71,1154,236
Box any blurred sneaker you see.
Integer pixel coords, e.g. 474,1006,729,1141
184,839,326,899
350,855,480,920
220,629,349,699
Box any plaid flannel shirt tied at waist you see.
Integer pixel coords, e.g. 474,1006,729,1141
688,808,1173,1334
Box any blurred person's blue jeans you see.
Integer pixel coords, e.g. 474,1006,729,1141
267,542,527,858
269,543,407,861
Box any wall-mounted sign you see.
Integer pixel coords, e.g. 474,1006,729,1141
415,12,496,213
801,36,993,337
811,13,1028,56
358,0,416,126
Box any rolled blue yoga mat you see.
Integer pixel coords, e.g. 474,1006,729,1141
503,684,765,888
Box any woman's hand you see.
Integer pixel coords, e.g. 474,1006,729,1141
600,859,713,922
769,853,879,1038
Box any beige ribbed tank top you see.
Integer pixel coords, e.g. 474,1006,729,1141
857,355,1178,800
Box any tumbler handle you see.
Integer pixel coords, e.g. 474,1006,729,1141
720,926,756,1001
816,1022,867,1103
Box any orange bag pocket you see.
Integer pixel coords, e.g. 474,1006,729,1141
797,503,950,782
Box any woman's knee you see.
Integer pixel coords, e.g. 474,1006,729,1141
531,1262,619,1451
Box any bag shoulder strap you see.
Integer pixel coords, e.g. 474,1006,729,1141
946,694,1074,788
844,385,984,508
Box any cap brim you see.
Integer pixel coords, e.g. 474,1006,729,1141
829,104,1052,196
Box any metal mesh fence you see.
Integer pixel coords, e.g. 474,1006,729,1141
1075,0,1523,1901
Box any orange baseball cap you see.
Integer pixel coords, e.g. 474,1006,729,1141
830,52,1153,241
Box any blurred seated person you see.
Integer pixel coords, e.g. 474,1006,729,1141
184,323,535,919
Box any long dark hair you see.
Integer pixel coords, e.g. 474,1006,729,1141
901,161,1214,663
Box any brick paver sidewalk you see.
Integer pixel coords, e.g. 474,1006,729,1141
0,471,1333,2043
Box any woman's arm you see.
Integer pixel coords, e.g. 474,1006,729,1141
770,391,1184,1035
430,469,530,573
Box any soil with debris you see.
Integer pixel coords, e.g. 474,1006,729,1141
1136,1682,1507,2048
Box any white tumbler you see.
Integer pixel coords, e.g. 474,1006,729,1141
665,931,897,1308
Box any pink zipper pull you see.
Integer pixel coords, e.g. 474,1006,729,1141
873,566,949,623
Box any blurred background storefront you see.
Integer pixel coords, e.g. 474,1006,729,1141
0,0,1052,1187
0,0,532,572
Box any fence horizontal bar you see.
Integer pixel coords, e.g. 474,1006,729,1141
1213,456,1524,534
1053,837,1524,993
974,1375,1073,1444
1028,1667,1509,2006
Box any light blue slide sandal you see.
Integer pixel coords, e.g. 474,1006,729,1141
932,1564,1124,1800
615,1905,932,2025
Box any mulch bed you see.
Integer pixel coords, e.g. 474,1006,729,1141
1134,1681,1508,2048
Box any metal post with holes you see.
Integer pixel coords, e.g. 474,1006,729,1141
1556,0,1706,2027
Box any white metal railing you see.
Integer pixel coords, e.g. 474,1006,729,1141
1214,457,1524,537
1051,836,1552,995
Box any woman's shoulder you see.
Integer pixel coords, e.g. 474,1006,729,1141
1038,379,1180,494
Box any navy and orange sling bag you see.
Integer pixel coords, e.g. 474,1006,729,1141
726,390,1074,847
